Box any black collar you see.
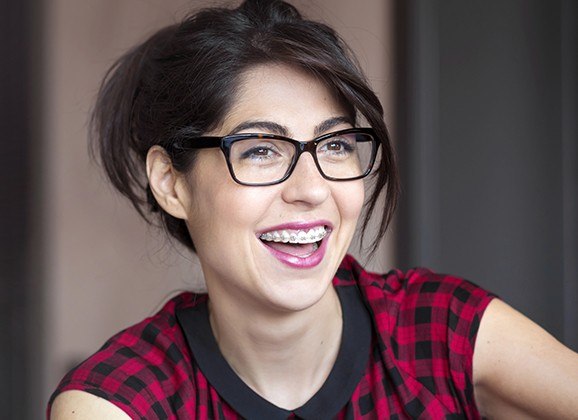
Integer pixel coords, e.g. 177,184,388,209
176,285,372,419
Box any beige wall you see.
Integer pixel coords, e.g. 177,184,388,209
42,0,395,403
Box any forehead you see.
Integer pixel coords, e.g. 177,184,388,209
219,64,350,137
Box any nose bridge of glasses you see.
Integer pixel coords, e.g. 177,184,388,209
291,140,323,175
296,139,319,159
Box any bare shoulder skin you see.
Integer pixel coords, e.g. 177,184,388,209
50,391,131,420
474,299,578,418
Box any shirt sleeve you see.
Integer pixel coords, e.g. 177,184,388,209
46,336,154,419
400,268,496,414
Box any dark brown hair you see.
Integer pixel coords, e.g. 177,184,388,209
90,0,399,254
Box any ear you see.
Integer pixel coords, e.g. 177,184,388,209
146,146,191,220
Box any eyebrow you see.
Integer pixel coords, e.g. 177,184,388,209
229,121,289,136
228,116,353,138
314,116,353,136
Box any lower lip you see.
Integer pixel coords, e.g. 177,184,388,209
260,233,330,269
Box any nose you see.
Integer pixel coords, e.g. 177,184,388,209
280,152,330,206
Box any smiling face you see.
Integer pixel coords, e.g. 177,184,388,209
179,64,365,313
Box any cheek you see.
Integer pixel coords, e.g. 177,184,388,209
181,157,230,248
184,166,275,249
335,181,365,224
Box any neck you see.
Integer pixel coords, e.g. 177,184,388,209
207,285,343,410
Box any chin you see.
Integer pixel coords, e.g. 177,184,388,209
259,269,337,313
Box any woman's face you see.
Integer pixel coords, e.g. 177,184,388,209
181,64,365,313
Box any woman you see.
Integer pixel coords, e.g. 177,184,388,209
49,0,578,418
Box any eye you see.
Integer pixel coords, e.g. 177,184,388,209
326,140,354,152
240,145,279,160
319,136,356,156
231,138,293,164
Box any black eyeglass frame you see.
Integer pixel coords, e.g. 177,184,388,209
169,127,380,186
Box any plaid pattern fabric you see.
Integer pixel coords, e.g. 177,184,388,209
47,255,494,419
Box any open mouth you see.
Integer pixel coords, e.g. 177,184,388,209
259,225,328,258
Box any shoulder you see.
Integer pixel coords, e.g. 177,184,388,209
50,390,131,419
339,255,495,319
339,255,496,360
338,255,498,415
474,299,578,418
47,292,206,419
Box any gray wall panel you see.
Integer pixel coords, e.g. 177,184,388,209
396,0,576,346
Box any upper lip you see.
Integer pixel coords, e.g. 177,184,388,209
257,220,333,236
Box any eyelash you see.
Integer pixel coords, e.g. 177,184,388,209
240,145,281,160
319,139,356,155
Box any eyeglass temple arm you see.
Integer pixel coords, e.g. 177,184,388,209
171,136,222,150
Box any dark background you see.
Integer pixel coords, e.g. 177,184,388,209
396,0,577,349
1,0,45,418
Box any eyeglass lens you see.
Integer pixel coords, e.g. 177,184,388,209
228,132,375,184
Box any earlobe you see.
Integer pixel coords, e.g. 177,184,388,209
146,146,190,220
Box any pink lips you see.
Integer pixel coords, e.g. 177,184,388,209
258,221,332,269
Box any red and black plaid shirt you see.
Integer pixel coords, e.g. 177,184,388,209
48,255,495,419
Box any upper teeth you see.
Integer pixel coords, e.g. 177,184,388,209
260,226,327,244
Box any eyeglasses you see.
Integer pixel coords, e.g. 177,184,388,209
170,127,380,186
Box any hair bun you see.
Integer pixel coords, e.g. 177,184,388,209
238,0,301,23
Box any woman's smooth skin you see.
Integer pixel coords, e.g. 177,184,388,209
474,299,578,418
51,65,578,418
51,391,131,419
